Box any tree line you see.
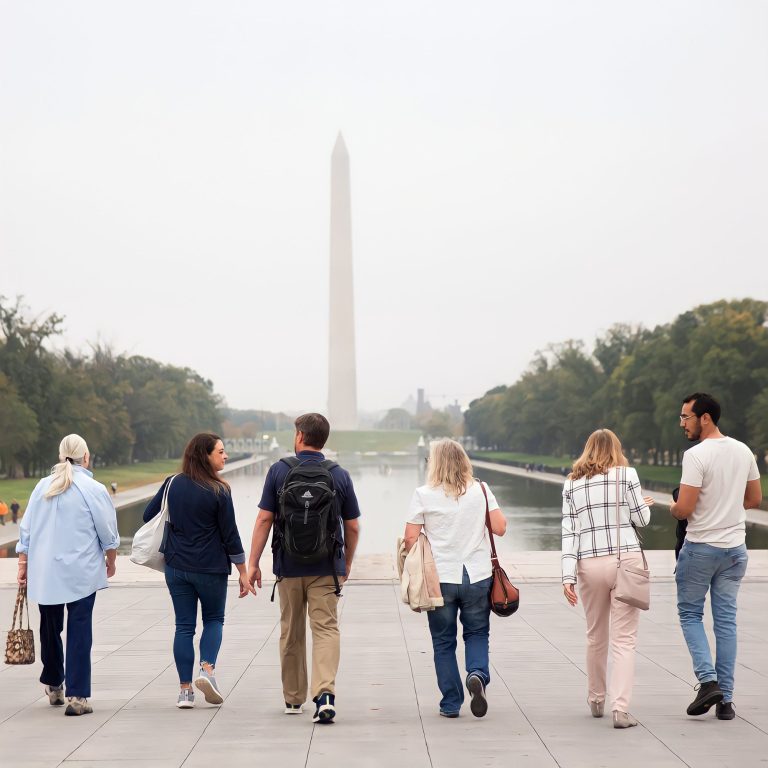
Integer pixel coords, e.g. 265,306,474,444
465,299,768,469
0,297,222,477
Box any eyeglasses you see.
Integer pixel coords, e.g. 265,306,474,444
679,414,697,423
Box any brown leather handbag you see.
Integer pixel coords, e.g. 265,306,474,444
5,585,35,665
479,481,520,616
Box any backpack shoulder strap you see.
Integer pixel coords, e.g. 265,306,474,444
279,457,301,469
319,459,338,471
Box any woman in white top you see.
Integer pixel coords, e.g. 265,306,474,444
561,429,653,729
404,439,506,719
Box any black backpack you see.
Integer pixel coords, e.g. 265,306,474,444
273,457,342,595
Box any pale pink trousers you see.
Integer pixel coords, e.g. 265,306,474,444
577,554,642,713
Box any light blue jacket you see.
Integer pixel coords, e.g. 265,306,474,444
17,467,120,605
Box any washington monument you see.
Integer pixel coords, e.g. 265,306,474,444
328,133,358,430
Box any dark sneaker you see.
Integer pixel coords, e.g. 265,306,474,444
44,684,65,706
466,673,488,718
439,710,460,718
687,681,723,716
284,703,303,715
177,689,195,709
716,701,735,720
313,692,335,724
65,697,93,716
194,668,224,705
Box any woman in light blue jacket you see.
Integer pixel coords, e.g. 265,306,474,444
17,434,120,717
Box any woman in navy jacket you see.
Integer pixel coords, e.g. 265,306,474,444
144,433,254,708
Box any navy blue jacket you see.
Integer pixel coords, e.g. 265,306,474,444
144,474,245,574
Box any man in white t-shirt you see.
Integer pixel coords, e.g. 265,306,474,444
671,392,762,721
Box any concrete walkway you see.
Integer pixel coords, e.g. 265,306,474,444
2,559,767,767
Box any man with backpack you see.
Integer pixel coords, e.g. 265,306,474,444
247,413,360,724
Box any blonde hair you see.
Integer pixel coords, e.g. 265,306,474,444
45,434,89,498
427,438,474,498
569,428,628,481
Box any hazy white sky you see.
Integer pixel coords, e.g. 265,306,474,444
2,2,767,414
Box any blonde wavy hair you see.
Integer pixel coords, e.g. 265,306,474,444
45,434,89,498
427,438,474,498
569,428,628,481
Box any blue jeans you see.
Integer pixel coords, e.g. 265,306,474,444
39,592,96,698
675,541,748,702
165,568,228,683
426,568,492,713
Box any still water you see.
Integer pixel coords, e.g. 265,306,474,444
5,460,768,557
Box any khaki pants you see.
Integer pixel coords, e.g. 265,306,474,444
577,554,643,712
278,575,340,704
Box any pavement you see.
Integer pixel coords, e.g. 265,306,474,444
1,553,767,768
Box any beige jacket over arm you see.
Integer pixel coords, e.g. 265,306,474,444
397,533,444,612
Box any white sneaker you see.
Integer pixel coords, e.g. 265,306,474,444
44,684,65,706
194,668,223,705
177,689,195,709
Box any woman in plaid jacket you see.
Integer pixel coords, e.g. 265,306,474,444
561,429,653,729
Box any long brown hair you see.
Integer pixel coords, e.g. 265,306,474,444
181,433,230,494
569,428,628,481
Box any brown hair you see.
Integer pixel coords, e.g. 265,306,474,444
181,433,230,494
569,428,628,481
295,413,330,449
427,438,474,499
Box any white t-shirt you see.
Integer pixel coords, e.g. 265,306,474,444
680,436,760,548
407,480,499,584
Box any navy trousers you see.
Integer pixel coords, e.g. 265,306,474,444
39,592,96,698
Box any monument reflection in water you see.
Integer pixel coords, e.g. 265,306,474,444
102,459,768,556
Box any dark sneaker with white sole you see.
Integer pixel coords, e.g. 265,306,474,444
44,684,65,706
313,692,335,723
687,681,723,716
284,703,303,715
466,673,488,718
65,697,93,716
439,710,460,718
716,701,735,720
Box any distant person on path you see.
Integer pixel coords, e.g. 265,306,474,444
671,393,762,721
247,413,361,724
561,429,653,729
143,433,254,709
16,434,120,716
110,481,117,495
10,499,20,524
0,499,8,525
404,439,507,719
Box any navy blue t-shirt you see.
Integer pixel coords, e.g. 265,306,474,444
258,451,361,577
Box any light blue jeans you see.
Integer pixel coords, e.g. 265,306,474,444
675,541,748,702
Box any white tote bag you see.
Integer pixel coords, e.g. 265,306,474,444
130,475,177,571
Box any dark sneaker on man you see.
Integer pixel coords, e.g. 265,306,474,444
313,692,335,724
44,684,65,706
439,710,460,718
687,681,723,716
716,701,735,720
64,697,93,716
284,703,303,715
194,668,224,705
466,673,488,718
177,689,195,709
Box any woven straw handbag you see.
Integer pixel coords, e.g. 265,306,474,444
5,585,35,665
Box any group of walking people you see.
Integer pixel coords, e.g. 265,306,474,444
14,393,761,728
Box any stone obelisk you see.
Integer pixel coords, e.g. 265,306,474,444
328,133,358,430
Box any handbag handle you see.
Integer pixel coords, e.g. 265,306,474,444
11,586,30,632
161,475,177,523
478,480,500,566
615,467,648,570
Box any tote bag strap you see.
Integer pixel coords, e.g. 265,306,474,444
615,467,649,571
478,480,500,565
11,586,29,631
161,475,178,523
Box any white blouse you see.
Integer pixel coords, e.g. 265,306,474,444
407,480,499,584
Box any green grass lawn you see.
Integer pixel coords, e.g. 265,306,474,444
472,450,768,495
0,459,182,512
271,429,423,453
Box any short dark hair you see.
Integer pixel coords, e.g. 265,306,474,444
295,413,330,449
682,392,721,425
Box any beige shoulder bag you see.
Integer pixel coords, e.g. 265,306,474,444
614,467,651,610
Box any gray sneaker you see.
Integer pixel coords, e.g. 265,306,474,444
64,697,93,716
194,668,223,705
177,688,195,709
44,684,65,706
